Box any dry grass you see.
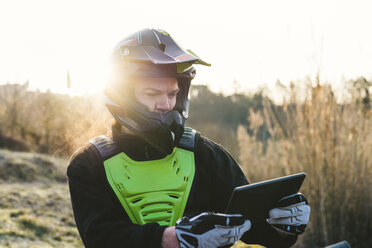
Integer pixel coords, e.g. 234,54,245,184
0,183,82,248
0,149,82,247
237,82,372,247
0,149,67,183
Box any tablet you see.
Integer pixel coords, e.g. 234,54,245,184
225,172,306,223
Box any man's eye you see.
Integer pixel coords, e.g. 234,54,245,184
145,93,157,97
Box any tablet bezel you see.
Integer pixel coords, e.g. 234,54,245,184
225,172,306,223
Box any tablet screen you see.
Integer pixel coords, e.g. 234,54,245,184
225,173,306,223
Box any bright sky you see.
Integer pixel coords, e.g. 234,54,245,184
1,0,372,96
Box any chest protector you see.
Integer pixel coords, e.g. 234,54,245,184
90,128,196,226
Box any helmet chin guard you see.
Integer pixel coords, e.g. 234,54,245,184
105,95,186,155
105,28,210,154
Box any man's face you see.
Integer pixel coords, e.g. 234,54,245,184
133,77,179,114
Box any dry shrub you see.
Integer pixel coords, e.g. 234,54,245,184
0,83,112,157
237,81,372,247
191,121,239,159
61,95,112,156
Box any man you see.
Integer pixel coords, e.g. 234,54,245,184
67,28,310,248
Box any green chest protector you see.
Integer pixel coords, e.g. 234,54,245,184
89,128,197,226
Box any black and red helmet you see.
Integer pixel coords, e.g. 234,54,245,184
105,28,210,154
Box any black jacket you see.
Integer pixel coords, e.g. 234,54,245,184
67,129,297,248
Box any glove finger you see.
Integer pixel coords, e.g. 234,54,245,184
224,214,246,226
272,224,307,235
183,212,245,235
269,203,309,219
267,205,310,225
216,220,251,246
269,208,296,219
216,220,251,239
267,215,306,225
202,213,245,226
278,193,308,207
240,219,251,234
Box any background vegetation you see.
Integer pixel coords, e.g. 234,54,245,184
237,78,371,247
0,149,81,247
0,77,371,247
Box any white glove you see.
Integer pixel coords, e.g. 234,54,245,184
267,193,310,235
176,212,251,248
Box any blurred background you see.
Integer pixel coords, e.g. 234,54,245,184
0,0,371,247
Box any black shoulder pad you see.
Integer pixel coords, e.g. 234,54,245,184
89,135,117,160
178,127,197,150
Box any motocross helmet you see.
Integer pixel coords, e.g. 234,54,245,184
104,28,210,154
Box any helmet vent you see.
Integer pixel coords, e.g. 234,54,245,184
159,43,166,52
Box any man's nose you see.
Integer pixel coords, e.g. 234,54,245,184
156,96,171,113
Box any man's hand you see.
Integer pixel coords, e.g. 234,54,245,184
267,193,310,236
175,212,251,248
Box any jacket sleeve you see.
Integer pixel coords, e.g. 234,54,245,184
196,137,297,248
67,144,167,248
